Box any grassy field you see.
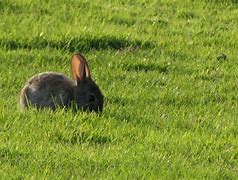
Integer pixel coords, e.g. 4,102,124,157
0,0,238,179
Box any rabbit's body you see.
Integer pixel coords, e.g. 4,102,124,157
20,53,104,112
20,72,74,110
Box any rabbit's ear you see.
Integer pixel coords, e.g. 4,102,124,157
71,54,86,85
84,60,91,79
76,53,91,79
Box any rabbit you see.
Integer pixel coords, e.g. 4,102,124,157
19,52,104,112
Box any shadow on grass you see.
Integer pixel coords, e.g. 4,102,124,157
108,16,168,27
0,1,22,13
54,130,113,145
0,147,28,166
206,0,238,4
0,36,156,52
122,63,169,73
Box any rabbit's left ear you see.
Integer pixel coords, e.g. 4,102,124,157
71,53,86,85
71,53,91,85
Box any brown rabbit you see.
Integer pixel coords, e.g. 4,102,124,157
19,53,104,112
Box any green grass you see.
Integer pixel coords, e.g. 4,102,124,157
0,0,238,179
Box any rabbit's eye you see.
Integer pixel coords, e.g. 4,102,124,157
88,94,96,102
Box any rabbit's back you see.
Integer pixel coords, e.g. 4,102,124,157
20,72,75,110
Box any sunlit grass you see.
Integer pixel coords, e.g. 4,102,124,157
0,0,237,179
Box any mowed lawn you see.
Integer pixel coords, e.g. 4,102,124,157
0,0,237,179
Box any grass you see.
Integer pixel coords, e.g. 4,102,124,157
0,0,238,179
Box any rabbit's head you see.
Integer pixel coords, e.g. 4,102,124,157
71,53,104,112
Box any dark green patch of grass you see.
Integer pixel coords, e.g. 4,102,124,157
54,130,114,145
0,148,29,167
122,63,169,73
0,36,156,52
